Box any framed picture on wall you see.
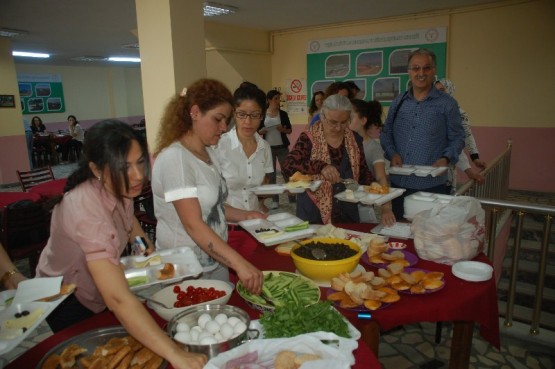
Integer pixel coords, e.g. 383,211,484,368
0,95,16,108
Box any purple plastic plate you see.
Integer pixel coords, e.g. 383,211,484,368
361,249,418,269
396,267,446,295
325,288,390,311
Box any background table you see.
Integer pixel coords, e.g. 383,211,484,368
28,178,67,199
0,192,41,208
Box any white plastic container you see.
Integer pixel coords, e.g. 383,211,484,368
403,191,456,220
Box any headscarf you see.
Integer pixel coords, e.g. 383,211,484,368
437,78,456,96
305,121,360,224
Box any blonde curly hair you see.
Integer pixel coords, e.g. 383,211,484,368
154,79,233,156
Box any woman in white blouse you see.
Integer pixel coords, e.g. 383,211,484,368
216,85,273,212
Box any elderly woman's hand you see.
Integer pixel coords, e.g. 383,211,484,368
321,164,341,184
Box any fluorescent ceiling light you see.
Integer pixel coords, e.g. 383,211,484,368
108,56,141,63
12,51,50,58
204,2,237,17
0,28,28,38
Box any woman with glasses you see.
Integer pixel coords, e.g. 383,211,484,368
215,85,273,212
151,79,264,294
282,94,375,224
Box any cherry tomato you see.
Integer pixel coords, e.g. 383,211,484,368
173,285,181,294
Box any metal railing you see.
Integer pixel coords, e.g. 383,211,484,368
455,140,555,334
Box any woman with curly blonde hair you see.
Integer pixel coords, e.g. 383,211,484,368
151,79,264,294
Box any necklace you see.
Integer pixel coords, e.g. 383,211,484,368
181,137,212,165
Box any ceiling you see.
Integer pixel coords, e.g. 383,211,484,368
1,0,508,67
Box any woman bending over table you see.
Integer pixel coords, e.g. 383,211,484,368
36,120,206,369
151,79,264,295
215,84,273,212
283,94,375,224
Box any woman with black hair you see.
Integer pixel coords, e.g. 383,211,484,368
36,120,207,369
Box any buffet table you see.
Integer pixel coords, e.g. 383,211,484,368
226,224,500,369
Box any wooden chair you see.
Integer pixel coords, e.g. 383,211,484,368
0,200,51,277
16,166,55,192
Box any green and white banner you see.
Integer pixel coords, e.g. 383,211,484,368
307,27,447,106
17,73,66,114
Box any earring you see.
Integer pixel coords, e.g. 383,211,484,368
97,176,101,181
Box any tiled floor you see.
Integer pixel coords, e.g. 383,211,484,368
2,166,555,368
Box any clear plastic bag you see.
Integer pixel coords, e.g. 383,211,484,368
411,196,485,265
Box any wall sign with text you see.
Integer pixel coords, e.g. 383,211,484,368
307,28,447,106
17,73,66,114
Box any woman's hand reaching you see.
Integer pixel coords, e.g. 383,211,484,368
236,261,263,295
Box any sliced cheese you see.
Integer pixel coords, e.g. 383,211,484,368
257,230,284,240
5,308,44,329
132,254,162,268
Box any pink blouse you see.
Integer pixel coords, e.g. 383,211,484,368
36,179,133,313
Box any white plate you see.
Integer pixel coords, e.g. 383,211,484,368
0,290,16,312
0,296,70,356
452,261,493,282
121,248,203,291
371,223,413,239
389,165,447,177
334,187,405,206
239,213,315,246
284,180,322,194
250,184,286,195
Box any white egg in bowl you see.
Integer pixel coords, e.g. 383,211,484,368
146,279,233,321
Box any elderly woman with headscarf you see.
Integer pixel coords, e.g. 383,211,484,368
435,78,487,193
282,94,375,224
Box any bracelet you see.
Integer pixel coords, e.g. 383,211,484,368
1,268,19,286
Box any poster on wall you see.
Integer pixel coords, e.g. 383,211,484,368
17,73,66,114
284,78,307,115
307,27,447,107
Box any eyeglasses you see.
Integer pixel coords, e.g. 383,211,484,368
322,115,350,128
235,111,263,120
408,65,434,73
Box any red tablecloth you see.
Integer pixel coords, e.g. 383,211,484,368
0,191,41,208
28,178,67,199
226,224,500,349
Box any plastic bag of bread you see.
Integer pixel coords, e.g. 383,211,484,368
203,332,356,369
411,196,485,265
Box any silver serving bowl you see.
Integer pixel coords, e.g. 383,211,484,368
166,304,258,359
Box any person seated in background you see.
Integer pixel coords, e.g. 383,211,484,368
151,79,264,295
349,99,395,226
283,94,375,224
435,78,487,193
308,90,324,123
309,81,354,126
215,84,273,212
258,89,294,209
30,116,47,134
1,242,27,290
35,120,206,368
61,114,85,162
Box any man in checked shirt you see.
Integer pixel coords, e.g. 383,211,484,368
381,48,465,220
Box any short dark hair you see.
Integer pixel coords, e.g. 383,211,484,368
234,85,267,116
266,89,281,100
408,48,437,67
